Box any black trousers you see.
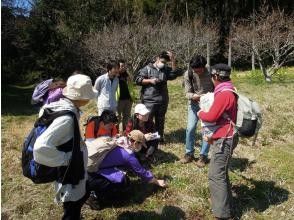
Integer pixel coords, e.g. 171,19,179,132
87,172,130,197
139,140,159,156
143,102,168,138
62,190,89,220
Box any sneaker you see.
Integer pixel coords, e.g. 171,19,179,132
180,154,195,164
195,155,209,168
85,192,100,210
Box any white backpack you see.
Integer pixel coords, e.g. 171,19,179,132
224,89,262,145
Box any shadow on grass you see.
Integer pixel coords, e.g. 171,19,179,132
136,149,180,170
154,149,180,164
164,128,185,144
232,177,289,219
230,158,257,172
164,128,203,145
117,205,186,220
96,179,165,209
2,85,37,116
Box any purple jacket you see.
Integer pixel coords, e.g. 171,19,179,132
98,146,154,183
45,88,64,105
32,79,63,105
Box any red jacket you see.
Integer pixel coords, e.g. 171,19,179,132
199,90,237,140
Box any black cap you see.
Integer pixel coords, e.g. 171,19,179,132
211,63,231,77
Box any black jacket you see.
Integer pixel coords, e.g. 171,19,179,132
135,63,181,104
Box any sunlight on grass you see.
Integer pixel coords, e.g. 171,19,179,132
2,69,294,219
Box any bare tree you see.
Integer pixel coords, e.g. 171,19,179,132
176,19,218,67
232,6,294,81
83,17,159,75
155,18,218,67
82,17,218,76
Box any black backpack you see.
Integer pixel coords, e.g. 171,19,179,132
22,109,79,184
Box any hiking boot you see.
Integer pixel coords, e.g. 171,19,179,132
180,154,195,164
85,192,100,210
196,155,209,168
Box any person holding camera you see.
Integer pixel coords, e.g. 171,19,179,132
134,51,182,143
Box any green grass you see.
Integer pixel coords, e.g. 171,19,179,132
2,68,294,219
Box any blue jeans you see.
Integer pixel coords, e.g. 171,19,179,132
185,102,210,156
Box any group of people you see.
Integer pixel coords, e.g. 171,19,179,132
31,51,239,220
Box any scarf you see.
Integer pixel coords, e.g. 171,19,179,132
214,81,235,96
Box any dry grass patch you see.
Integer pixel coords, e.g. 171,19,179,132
2,69,294,219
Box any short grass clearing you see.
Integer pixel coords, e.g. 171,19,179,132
2,68,294,219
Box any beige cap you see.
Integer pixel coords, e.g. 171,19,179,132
63,74,97,100
128,130,147,148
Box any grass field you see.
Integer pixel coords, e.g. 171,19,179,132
2,68,294,220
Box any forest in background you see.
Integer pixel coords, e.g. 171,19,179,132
2,0,294,83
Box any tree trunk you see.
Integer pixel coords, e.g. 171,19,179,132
207,42,210,67
228,39,232,67
251,51,255,71
258,61,271,82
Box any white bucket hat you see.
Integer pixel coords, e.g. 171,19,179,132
63,74,97,100
134,104,150,115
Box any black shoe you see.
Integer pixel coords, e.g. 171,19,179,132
85,192,100,210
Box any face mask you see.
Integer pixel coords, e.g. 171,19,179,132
156,62,165,69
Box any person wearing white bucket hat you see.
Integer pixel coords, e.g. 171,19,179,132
124,103,159,160
34,73,97,220
63,74,97,102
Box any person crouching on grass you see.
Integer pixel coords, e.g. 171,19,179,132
125,104,159,160
198,64,239,220
85,130,166,209
33,74,97,220
84,110,119,140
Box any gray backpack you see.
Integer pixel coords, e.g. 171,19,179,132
224,89,262,145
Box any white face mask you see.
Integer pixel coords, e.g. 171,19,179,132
156,62,165,69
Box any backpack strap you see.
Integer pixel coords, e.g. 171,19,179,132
188,68,194,92
218,89,239,138
36,108,75,127
60,112,85,185
36,109,84,185
219,88,238,95
187,68,202,93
